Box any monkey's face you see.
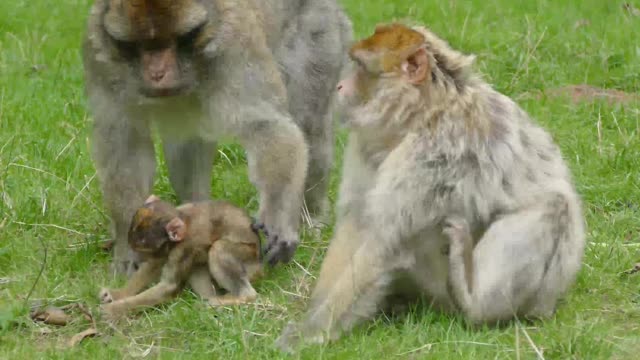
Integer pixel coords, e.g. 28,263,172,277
101,0,215,98
127,198,185,254
336,24,431,127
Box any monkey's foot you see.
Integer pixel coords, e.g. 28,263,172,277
441,216,471,240
99,288,115,304
274,321,327,353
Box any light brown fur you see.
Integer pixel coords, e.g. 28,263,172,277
99,195,262,318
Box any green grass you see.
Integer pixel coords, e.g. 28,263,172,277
1,0,639,358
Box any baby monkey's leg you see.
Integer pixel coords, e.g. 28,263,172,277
207,239,258,306
188,266,217,299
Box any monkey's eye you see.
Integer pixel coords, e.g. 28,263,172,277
177,24,204,50
112,38,138,59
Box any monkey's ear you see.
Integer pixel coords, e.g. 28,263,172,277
165,217,187,242
144,194,161,205
402,47,430,85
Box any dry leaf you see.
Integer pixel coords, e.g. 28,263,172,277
30,306,70,326
68,327,98,347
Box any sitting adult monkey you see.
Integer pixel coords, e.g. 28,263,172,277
276,23,586,351
81,0,352,274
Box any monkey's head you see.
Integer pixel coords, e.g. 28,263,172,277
128,195,187,254
337,23,475,128
100,0,215,97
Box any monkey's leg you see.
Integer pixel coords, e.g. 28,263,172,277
91,102,156,277
276,218,364,351
207,240,258,306
275,236,393,351
99,259,164,303
444,194,575,324
162,137,216,202
187,266,217,299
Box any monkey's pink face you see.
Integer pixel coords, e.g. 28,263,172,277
102,0,213,97
336,65,378,112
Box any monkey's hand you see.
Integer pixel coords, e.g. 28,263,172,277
275,321,327,353
251,220,299,266
98,287,126,304
99,288,115,304
263,225,299,267
441,217,472,243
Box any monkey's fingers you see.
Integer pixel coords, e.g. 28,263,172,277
264,236,298,267
250,219,269,236
274,322,302,353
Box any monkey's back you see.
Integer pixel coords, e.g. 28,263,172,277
201,200,261,261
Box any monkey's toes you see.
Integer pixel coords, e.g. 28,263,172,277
274,323,301,353
442,216,470,236
99,288,114,304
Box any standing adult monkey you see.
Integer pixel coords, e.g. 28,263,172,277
82,0,352,274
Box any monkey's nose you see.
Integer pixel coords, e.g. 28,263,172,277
337,84,343,91
150,71,166,82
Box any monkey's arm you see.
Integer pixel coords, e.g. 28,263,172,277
209,49,308,267
87,85,157,276
99,258,164,303
335,134,374,219
100,247,194,317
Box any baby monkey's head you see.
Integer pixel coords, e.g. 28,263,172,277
128,195,187,254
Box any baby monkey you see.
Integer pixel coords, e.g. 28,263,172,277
99,195,262,318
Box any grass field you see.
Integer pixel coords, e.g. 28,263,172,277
1,0,640,358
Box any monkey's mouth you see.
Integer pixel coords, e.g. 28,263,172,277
131,244,160,253
140,85,188,98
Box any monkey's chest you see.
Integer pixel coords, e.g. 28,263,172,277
131,95,214,140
